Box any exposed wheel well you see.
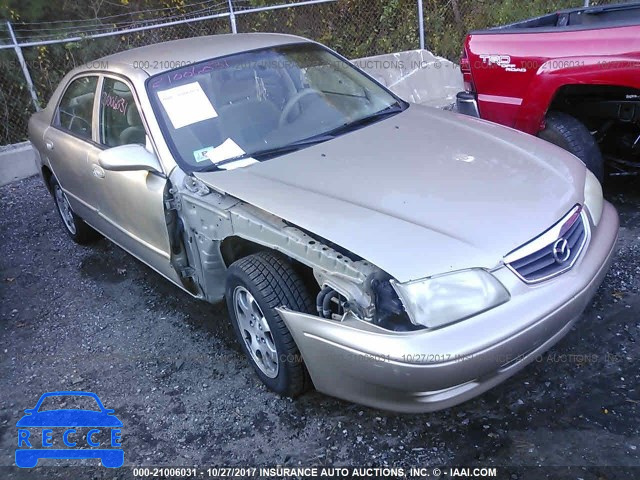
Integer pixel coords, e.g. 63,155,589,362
220,236,319,297
220,236,269,268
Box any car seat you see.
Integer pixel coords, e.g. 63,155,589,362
120,105,146,146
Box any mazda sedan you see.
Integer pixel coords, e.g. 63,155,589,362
28,33,618,412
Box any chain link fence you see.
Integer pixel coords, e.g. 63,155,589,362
0,35,35,147
0,0,630,146
0,13,232,147
235,0,419,59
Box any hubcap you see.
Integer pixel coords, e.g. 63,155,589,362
232,286,279,378
54,185,76,235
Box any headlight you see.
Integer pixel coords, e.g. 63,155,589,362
391,269,510,329
583,169,603,226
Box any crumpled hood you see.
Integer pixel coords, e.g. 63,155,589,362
195,105,586,282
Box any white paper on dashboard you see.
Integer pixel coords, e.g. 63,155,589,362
218,158,259,170
205,138,246,164
157,82,218,129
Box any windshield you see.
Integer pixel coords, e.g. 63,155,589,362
37,395,101,412
146,43,405,172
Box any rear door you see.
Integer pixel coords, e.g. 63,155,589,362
43,75,102,225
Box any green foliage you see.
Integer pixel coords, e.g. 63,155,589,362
0,49,33,144
423,0,587,60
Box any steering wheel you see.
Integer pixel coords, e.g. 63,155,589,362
279,88,323,127
68,114,91,135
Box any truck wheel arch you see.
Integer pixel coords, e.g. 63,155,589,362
514,59,640,134
548,83,640,116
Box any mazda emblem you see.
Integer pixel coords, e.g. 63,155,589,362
552,238,571,264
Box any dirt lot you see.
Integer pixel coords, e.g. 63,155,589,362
1,174,639,479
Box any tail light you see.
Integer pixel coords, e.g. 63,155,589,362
460,49,475,92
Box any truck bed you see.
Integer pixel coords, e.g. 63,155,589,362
473,1,640,34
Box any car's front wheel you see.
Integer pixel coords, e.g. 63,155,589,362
225,251,314,397
50,177,100,244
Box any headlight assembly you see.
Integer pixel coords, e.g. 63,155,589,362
390,269,510,329
583,169,603,226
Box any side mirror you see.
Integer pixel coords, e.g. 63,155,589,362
99,144,163,174
24,408,35,414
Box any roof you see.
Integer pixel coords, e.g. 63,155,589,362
102,33,310,75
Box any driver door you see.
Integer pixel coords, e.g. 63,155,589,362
89,74,179,284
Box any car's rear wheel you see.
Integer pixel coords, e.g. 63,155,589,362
538,111,604,182
101,450,124,468
50,177,101,244
15,451,38,468
225,251,314,397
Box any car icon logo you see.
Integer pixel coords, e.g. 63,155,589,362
552,237,571,264
15,391,123,468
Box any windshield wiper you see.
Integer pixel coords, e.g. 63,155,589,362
324,103,406,137
200,134,335,171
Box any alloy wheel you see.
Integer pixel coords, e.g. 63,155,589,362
232,286,279,378
53,185,77,235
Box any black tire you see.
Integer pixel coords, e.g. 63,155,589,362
225,251,314,397
49,176,101,244
538,111,604,182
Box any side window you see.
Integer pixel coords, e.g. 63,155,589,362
100,78,145,148
56,76,98,139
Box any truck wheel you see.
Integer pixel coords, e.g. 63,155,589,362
49,177,101,244
538,112,604,182
225,251,314,397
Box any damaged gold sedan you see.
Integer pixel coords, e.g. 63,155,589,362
29,34,618,412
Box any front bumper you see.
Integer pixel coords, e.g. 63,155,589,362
456,91,480,118
278,202,619,413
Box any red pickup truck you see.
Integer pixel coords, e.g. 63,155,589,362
456,2,640,181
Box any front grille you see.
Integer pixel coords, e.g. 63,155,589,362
506,206,588,283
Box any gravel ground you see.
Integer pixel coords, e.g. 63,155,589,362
1,174,639,479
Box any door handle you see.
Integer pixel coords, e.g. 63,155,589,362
45,140,54,151
92,165,105,179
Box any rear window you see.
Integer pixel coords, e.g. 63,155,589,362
38,395,101,412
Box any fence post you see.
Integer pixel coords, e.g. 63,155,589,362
227,0,238,33
417,0,425,50
6,21,40,111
